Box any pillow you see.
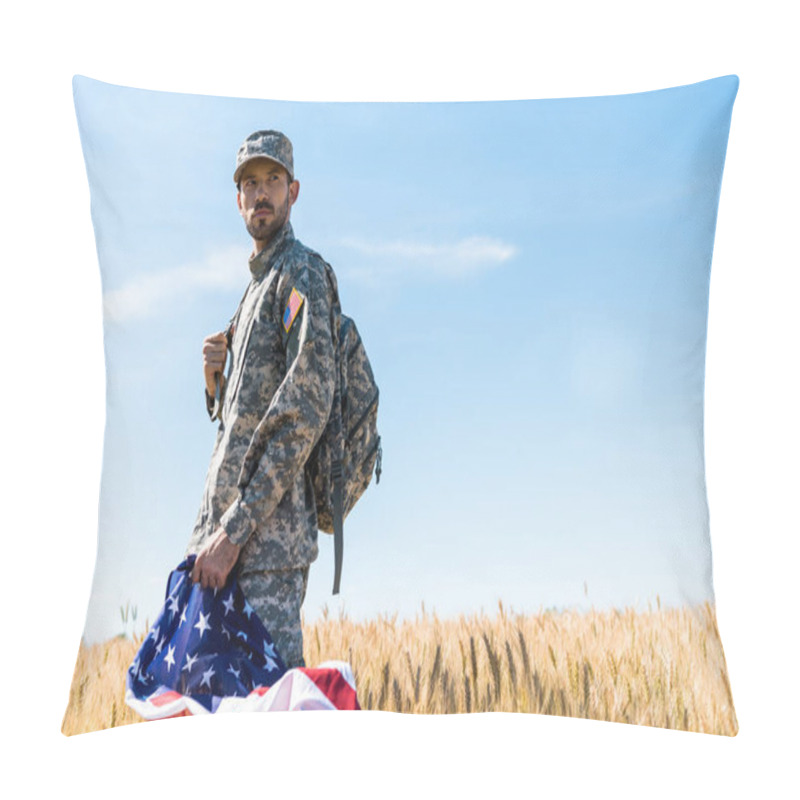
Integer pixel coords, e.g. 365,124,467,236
63,74,739,736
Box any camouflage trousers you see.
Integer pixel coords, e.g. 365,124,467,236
237,567,310,669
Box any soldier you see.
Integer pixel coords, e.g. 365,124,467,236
185,130,339,669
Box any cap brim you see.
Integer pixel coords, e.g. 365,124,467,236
233,155,293,184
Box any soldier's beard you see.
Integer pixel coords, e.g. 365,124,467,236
246,196,290,244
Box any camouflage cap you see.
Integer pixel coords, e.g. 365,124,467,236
234,130,294,185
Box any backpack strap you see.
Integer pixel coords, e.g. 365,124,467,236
211,324,234,421
322,259,347,595
212,283,249,422
332,457,344,595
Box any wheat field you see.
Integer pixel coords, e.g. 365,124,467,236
61,602,737,736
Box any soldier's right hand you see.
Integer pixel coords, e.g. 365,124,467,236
203,331,228,396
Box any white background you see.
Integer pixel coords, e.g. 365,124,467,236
1,1,798,797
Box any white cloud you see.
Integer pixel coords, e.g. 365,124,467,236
103,246,246,322
104,235,518,321
337,235,517,282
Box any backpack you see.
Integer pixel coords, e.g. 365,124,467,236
307,274,382,595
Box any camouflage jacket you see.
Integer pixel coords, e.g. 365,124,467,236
185,221,338,573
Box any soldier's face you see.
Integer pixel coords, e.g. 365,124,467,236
237,159,299,247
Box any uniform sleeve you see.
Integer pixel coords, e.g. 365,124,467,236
219,255,337,546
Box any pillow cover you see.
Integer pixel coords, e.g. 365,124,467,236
63,74,739,736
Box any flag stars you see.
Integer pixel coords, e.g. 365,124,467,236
130,569,302,707
222,593,235,616
263,640,279,672
200,667,215,689
131,656,146,684
194,611,211,639
167,595,181,620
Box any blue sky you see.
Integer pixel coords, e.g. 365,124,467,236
73,75,737,643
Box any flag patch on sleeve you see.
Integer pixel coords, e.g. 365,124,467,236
282,288,305,333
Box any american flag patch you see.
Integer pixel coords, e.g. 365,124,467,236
282,288,304,333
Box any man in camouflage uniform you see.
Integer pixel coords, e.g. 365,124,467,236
185,130,338,669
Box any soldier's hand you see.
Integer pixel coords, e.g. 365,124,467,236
191,528,241,590
203,331,228,396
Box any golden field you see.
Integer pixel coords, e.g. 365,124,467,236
62,602,737,736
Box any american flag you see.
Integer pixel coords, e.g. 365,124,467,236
282,287,304,332
125,557,359,718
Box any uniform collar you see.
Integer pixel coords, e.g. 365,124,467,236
248,220,295,280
